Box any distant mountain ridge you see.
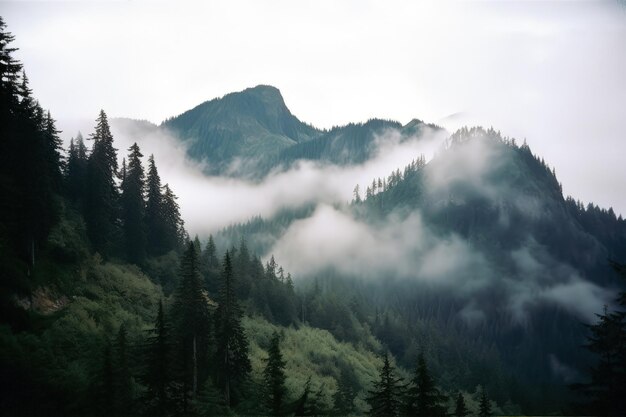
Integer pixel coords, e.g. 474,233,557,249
161,85,321,175
158,85,441,176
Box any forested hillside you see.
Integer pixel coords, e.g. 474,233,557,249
1,15,626,417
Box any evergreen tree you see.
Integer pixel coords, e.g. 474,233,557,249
120,143,146,264
215,251,251,408
235,237,252,299
478,389,493,417
194,378,230,416
366,352,405,417
143,300,172,415
65,132,88,204
172,243,212,412
85,110,119,256
263,331,287,416
573,261,626,415
293,377,314,416
405,353,447,416
201,234,220,294
333,367,356,415
0,24,62,272
162,183,184,253
96,342,115,417
113,324,134,415
145,154,165,255
454,392,469,417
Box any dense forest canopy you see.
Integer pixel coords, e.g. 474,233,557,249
1,15,626,417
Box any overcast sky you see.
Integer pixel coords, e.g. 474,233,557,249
3,0,626,214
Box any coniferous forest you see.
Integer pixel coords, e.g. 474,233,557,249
2,12,626,417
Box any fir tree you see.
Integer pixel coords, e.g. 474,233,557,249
573,261,626,415
405,353,447,416
454,392,469,417
113,324,134,415
65,132,88,204
162,183,184,253
145,154,165,255
120,143,146,264
333,367,356,415
85,110,119,256
215,251,251,408
263,331,287,416
366,352,405,417
201,234,220,294
143,300,172,415
478,389,493,417
172,243,212,412
194,378,230,416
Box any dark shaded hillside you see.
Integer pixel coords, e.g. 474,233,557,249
219,127,626,413
275,118,441,169
362,127,626,286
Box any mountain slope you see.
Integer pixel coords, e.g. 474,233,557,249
161,85,321,175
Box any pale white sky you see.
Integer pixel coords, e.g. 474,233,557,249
3,0,626,214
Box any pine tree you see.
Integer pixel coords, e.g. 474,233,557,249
95,342,115,417
235,238,252,299
573,261,626,415
145,154,165,255
454,392,469,417
0,17,22,105
366,352,405,417
201,234,220,294
194,378,230,416
162,183,184,253
65,132,88,204
215,251,251,408
113,324,134,415
120,143,146,264
143,300,172,415
333,367,356,415
85,110,119,256
263,331,287,416
478,389,493,417
405,353,447,416
172,243,212,412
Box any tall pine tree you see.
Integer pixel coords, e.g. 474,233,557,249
215,251,251,408
172,242,212,413
263,331,287,416
454,392,469,417
120,142,146,264
85,110,119,256
143,300,172,415
366,352,405,417
404,352,447,416
145,154,165,256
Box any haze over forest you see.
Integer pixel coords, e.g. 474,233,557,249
1,2,626,417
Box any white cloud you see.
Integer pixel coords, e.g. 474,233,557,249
3,0,626,214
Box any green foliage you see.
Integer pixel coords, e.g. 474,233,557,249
244,315,385,415
163,85,320,176
263,331,287,415
454,392,469,417
171,242,213,411
366,352,405,417
572,261,626,415
120,143,147,264
215,251,251,407
85,110,119,257
479,388,493,417
404,352,447,416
